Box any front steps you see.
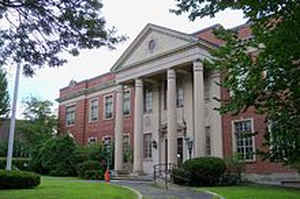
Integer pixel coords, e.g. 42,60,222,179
111,170,153,181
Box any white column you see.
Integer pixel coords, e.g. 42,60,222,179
133,79,144,174
114,85,123,172
193,60,206,157
167,69,177,165
152,86,161,165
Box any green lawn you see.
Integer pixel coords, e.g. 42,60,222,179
199,184,300,199
0,176,138,199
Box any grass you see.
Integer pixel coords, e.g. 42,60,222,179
198,184,300,199
0,176,138,199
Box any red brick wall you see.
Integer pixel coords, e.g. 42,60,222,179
58,73,134,146
221,86,295,174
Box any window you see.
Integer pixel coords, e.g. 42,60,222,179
89,98,98,122
144,88,152,113
104,95,113,119
88,137,97,144
234,120,255,161
123,135,131,163
176,87,184,107
205,127,211,156
123,90,131,115
66,105,76,126
143,133,152,159
103,136,112,146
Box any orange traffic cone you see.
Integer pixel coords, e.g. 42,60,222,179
104,168,110,183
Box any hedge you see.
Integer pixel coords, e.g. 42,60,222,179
0,157,30,171
0,170,40,189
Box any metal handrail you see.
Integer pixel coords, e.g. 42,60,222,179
153,163,176,189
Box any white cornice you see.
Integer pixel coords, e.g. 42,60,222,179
111,23,198,72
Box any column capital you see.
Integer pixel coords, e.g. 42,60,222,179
116,84,124,93
167,68,176,80
135,79,143,87
193,60,203,72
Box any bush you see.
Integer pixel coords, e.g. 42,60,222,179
0,170,40,189
221,153,245,185
181,157,226,186
77,160,104,180
219,173,242,185
171,167,191,185
76,143,111,169
30,135,78,176
0,158,30,171
84,170,104,180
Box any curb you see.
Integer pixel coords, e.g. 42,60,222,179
203,190,225,199
117,184,143,199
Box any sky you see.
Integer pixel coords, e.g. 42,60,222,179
5,0,248,118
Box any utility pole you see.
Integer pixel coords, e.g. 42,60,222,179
6,63,21,170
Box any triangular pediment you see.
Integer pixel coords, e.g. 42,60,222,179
111,24,197,72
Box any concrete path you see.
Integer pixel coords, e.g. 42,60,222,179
112,180,212,199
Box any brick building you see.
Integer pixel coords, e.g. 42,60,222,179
57,23,297,180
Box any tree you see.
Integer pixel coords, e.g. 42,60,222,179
0,0,126,76
0,67,9,117
171,1,300,165
17,97,57,147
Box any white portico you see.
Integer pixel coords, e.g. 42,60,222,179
112,24,223,175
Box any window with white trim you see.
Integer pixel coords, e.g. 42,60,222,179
66,105,76,126
143,133,152,159
123,90,131,115
144,88,152,113
103,136,112,146
234,120,255,161
104,95,113,119
89,98,98,122
88,136,97,144
176,87,184,108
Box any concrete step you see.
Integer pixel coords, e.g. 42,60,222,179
112,175,153,182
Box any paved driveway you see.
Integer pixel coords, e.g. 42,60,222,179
112,180,212,199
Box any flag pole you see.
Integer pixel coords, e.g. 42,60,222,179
6,63,21,170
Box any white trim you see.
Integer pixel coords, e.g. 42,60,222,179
88,136,97,144
103,94,114,120
231,118,256,162
86,86,116,99
88,97,99,123
65,104,76,127
111,23,198,72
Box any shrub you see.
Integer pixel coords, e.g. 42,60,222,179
0,170,40,189
0,158,30,171
219,173,242,185
84,170,104,180
76,143,111,169
182,157,226,186
77,160,103,179
171,167,191,185
221,153,245,185
30,135,78,176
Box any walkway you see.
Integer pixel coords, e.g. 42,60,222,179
112,180,212,199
